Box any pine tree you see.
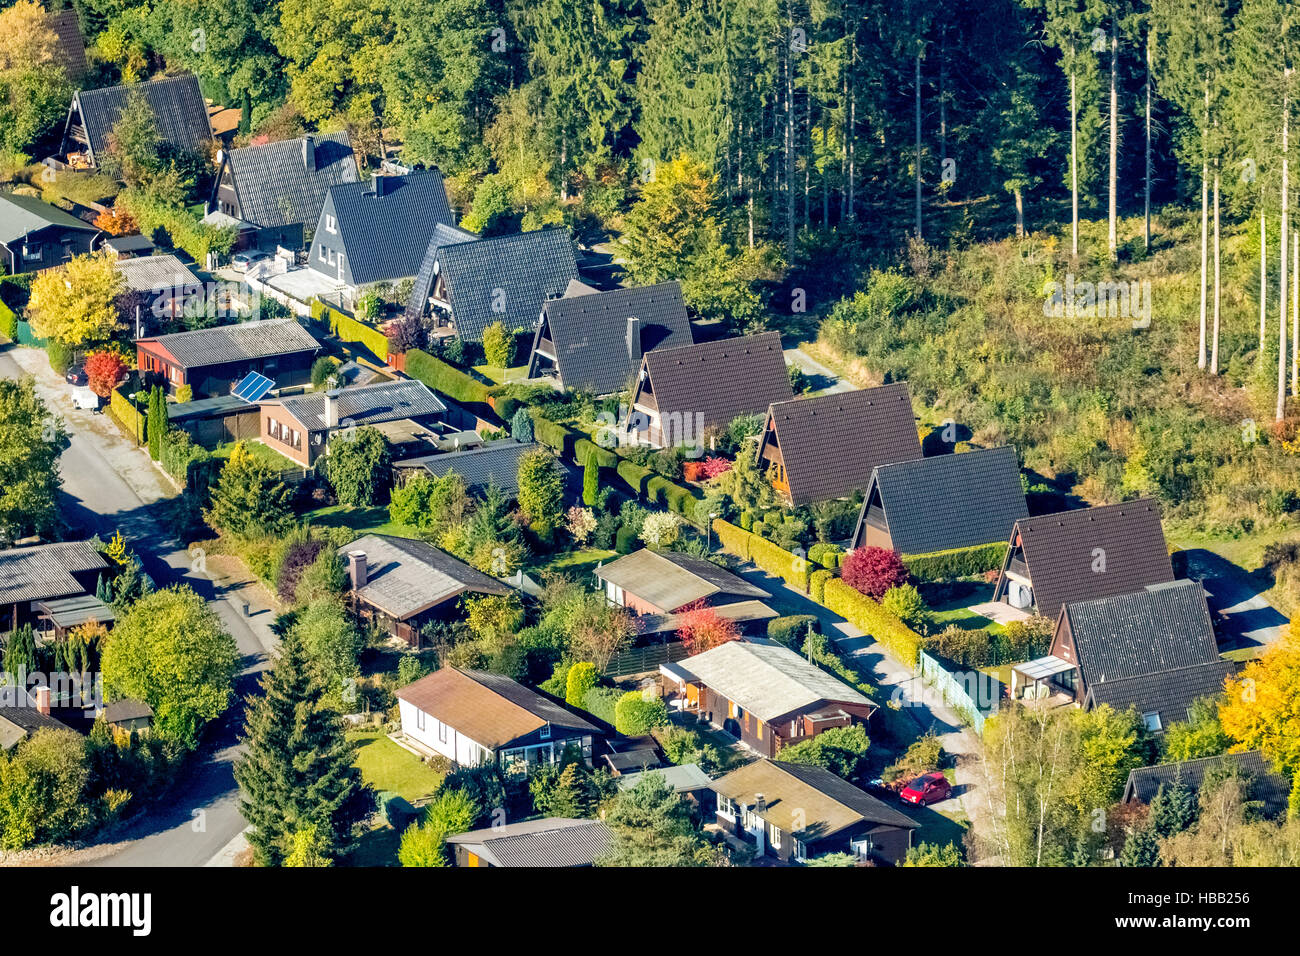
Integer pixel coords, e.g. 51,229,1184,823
1119,823,1160,866
146,385,167,461
582,455,600,507
234,631,374,866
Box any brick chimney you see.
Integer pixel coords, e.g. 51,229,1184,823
347,551,368,590
302,135,316,172
753,792,766,812
34,686,51,715
626,315,641,363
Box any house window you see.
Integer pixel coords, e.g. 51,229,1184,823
291,429,300,448
415,709,425,731
169,366,180,384
22,242,42,261
318,244,327,263
269,419,280,439
327,248,336,266
769,823,782,850
717,795,733,818
540,723,551,740
793,840,807,862
438,721,447,743
1142,711,1163,733
325,215,337,234
851,838,872,859
728,700,737,719
756,720,764,741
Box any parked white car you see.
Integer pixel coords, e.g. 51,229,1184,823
71,386,99,410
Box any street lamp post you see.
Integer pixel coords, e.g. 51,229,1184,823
706,512,719,552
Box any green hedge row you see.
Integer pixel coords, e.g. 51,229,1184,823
109,386,146,443
810,568,833,603
312,299,389,362
527,410,617,469
617,459,698,522
710,518,811,592
159,428,217,492
902,541,1008,580
822,577,926,669
768,614,820,646
0,280,19,341
405,348,494,407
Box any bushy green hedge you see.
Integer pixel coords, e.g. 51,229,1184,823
109,386,145,443
822,577,925,669
808,542,844,569
614,691,669,735
768,614,820,647
0,290,17,341
118,189,236,263
405,347,495,407
902,541,1008,580
160,428,217,492
710,518,810,591
615,523,639,554
810,568,833,603
312,299,389,362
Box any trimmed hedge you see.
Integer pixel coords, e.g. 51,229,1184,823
822,577,926,669
0,292,16,341
768,614,820,646
710,518,810,591
615,523,639,554
902,541,1008,580
109,386,146,443
312,299,389,362
405,348,494,407
159,428,217,492
810,568,833,603
808,542,844,570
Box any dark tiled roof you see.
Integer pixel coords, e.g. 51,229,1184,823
1087,660,1235,732
401,223,482,322
102,699,153,723
1007,499,1174,621
324,171,458,286
641,332,793,434
535,281,694,394
394,440,540,497
857,446,1028,555
761,384,922,506
0,541,107,605
338,534,509,620
49,9,88,82
1122,751,1291,817
1065,580,1219,684
433,229,579,342
138,318,320,368
76,74,212,162
444,818,611,867
225,133,358,229
0,192,98,244
276,379,445,430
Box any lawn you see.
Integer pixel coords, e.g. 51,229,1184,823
920,580,1006,634
535,547,616,577
302,504,422,539
211,439,300,472
473,363,531,385
350,730,444,803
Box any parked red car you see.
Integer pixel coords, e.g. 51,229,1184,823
899,772,951,806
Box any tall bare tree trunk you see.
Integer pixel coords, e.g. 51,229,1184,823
1070,63,1079,259
1212,169,1221,374
915,50,923,240
1198,84,1209,370
1280,96,1290,423
1108,17,1118,261
1145,30,1153,251
786,29,796,263
1294,233,1299,394
1262,211,1268,360
1015,188,1025,238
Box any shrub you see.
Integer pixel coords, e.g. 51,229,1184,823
176,384,193,403
739,510,755,531
510,407,533,443
683,460,706,482
482,321,514,368
614,691,669,735
614,523,639,554
749,532,811,592
583,456,600,507
810,568,833,603
902,542,1007,580
880,584,928,630
46,339,72,374
842,546,910,599
404,348,493,407
565,662,598,708
767,614,819,647
311,299,388,361
822,577,924,668
310,355,340,389
882,733,945,783
581,686,623,726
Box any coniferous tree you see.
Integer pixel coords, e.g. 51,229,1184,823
234,631,374,866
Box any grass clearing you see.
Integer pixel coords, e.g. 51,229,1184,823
350,730,444,804
303,504,422,539
211,439,300,472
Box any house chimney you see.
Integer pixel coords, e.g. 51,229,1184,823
34,685,51,716
347,551,367,590
753,793,766,812
302,135,316,172
626,315,641,363
324,389,339,428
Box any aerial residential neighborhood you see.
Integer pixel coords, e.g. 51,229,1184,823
0,2,1297,910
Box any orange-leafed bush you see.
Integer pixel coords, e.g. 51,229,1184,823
93,207,139,236
84,350,129,397
677,599,740,653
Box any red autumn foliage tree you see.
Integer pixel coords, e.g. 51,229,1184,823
92,207,139,236
84,350,129,397
842,546,910,599
701,456,732,479
676,600,740,653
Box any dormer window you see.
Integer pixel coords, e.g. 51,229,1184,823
325,215,337,235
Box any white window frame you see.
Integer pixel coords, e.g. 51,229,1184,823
438,720,447,743
325,214,337,234
1142,711,1163,732
415,708,425,731
318,244,327,263
540,723,551,740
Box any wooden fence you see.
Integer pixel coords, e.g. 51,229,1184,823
603,641,693,679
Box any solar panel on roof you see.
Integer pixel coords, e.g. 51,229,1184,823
232,371,275,403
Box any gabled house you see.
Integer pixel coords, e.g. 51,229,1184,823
260,378,446,468
1122,751,1290,819
993,498,1175,621
403,227,579,344
395,667,602,772
210,132,359,250
115,253,202,320
135,317,321,398
0,541,111,637
594,548,776,636
756,384,923,507
628,332,793,449
0,688,72,751
711,759,919,864
444,818,611,867
526,280,694,395
307,171,459,299
0,192,99,274
663,639,878,758
337,534,512,647
60,74,212,170
850,446,1029,554
392,439,544,499
1010,579,1233,733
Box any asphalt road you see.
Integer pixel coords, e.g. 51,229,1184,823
1,344,276,867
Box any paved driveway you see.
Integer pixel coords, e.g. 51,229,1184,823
1,344,278,866
1182,548,1290,652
